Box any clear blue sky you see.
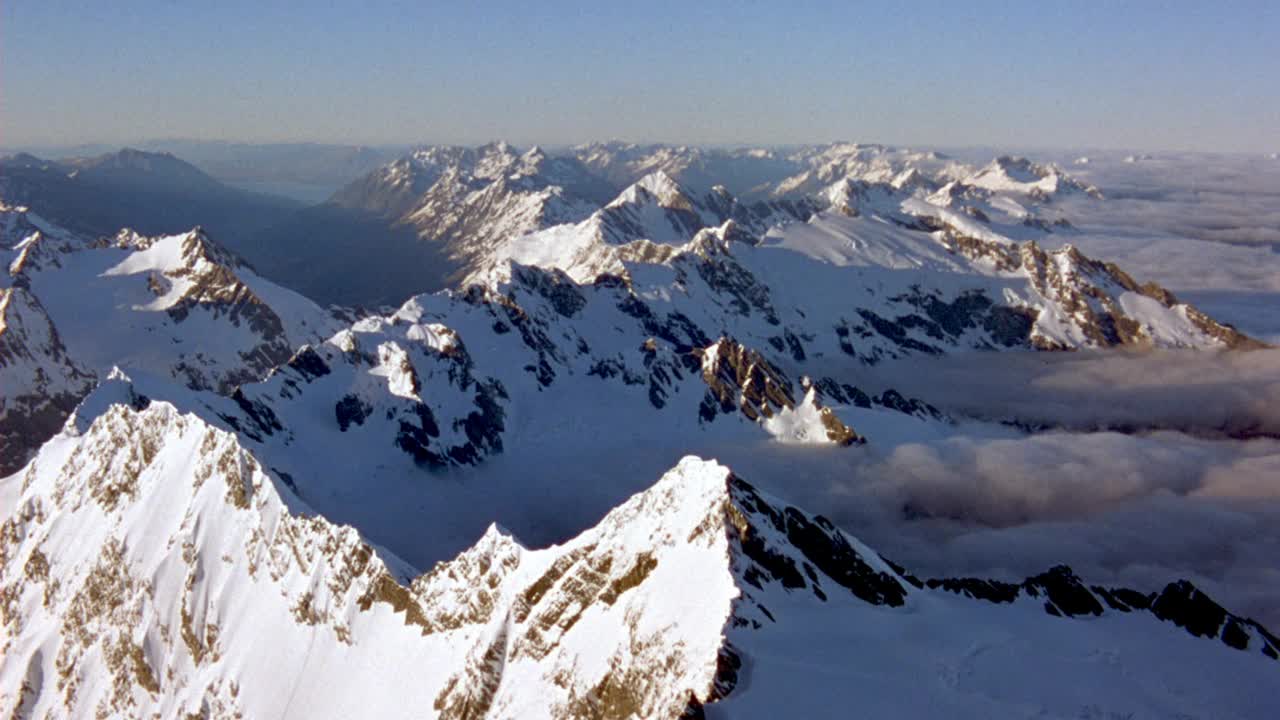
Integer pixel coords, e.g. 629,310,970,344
2,0,1277,152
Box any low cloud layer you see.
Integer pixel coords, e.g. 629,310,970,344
1041,153,1280,342
690,429,1280,631
845,434,1280,626
856,348,1280,439
791,161,1280,628
1060,152,1280,251
686,349,1280,628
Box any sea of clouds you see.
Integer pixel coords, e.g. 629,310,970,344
1045,151,1280,343
750,348,1280,629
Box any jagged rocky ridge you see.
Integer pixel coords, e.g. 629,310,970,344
249,141,1265,390
4,171,1263,480
4,136,1269,484
333,141,1255,356
1,394,1275,719
328,143,611,278
3,200,932,487
135,273,867,489
325,143,821,294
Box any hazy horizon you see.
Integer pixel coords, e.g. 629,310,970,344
5,137,1279,162
3,1,1277,153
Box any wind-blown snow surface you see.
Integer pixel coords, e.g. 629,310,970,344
2,391,1276,719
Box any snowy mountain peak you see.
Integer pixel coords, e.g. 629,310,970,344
965,155,1102,198
608,170,696,211
0,388,424,718
106,226,243,271
0,207,345,476
820,177,906,219
890,166,933,191
520,144,547,165
4,140,1280,717
478,139,515,156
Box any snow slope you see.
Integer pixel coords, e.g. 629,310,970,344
0,202,345,473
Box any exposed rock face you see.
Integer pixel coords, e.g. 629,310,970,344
1150,581,1280,655
0,286,96,474
694,338,862,445
813,378,946,422
697,338,796,423
331,143,612,275
931,231,1262,350
1183,304,1267,350
226,319,508,470
925,567,1280,658
180,277,869,482
169,259,872,484
726,473,905,608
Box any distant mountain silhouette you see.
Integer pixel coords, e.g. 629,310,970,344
0,148,301,261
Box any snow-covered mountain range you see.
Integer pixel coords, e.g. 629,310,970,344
2,391,1275,719
255,141,1103,306
1,141,1276,718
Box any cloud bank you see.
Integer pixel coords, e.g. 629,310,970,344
858,348,1280,439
